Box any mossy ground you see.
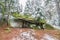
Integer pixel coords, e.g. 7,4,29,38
44,24,54,29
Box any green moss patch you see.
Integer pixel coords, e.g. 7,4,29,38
44,24,54,29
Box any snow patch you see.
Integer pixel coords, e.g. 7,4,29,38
43,34,59,40
10,20,20,27
52,25,60,30
12,31,37,40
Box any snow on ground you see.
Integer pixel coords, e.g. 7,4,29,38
12,30,59,40
42,34,59,40
12,30,37,40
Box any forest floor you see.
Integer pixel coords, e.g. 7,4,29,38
0,23,60,40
